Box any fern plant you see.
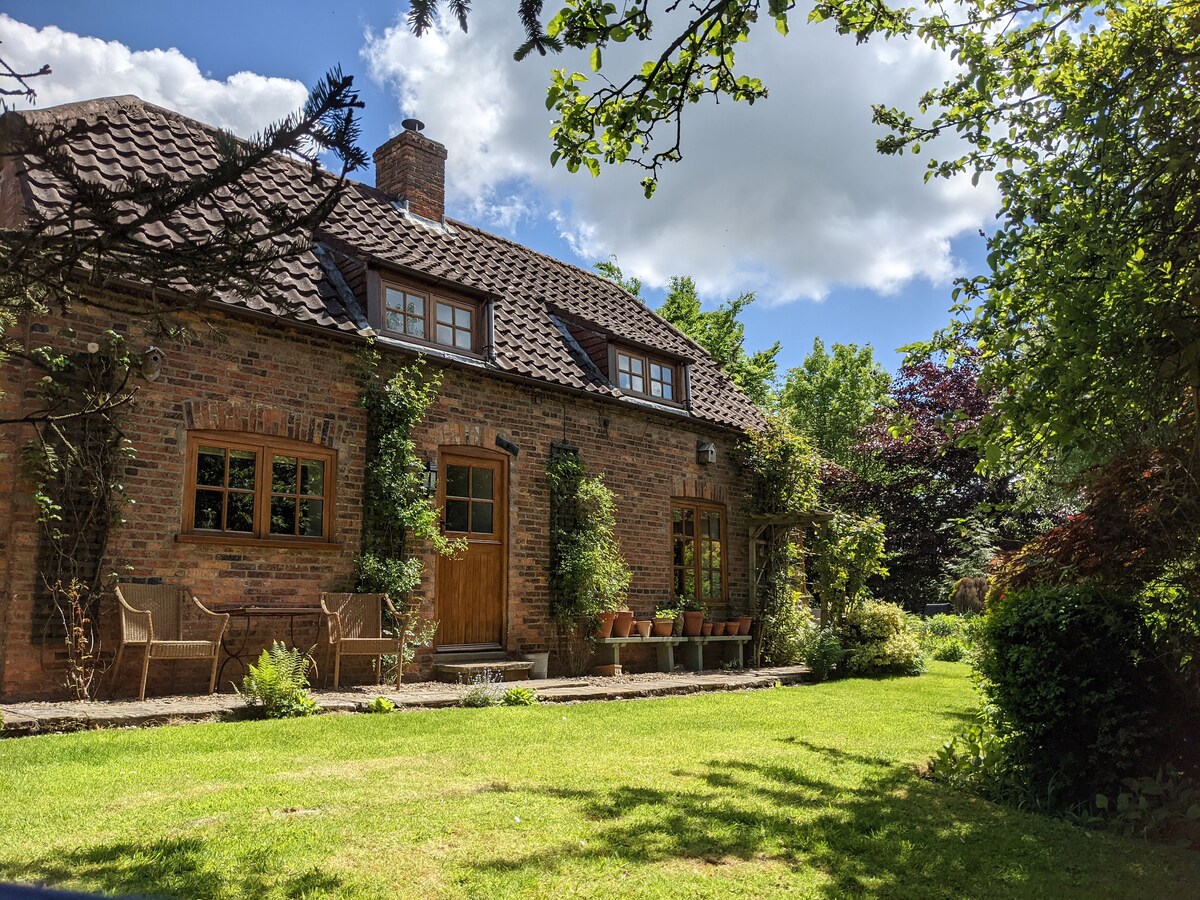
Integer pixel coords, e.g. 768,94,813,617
236,642,319,719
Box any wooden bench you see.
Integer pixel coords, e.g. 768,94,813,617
594,636,684,672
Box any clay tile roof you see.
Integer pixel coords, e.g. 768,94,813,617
7,95,764,432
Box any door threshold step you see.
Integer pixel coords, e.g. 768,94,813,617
433,660,533,684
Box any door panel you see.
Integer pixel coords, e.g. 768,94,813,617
436,450,507,647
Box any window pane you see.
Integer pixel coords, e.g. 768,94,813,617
407,294,424,316
662,383,674,400
680,507,695,536
227,450,256,490
196,447,225,486
194,489,223,529
454,328,472,350
631,374,644,393
272,455,297,493
650,363,662,380
661,366,673,384
270,495,296,535
385,310,405,333
455,307,471,328
446,465,469,498
618,353,631,372
471,501,494,534
300,458,324,496
630,357,643,375
673,536,686,567
650,381,663,398
683,566,696,599
672,508,683,535
436,323,454,345
299,499,324,537
445,498,469,532
436,302,454,324
408,317,425,339
471,467,494,500
226,491,255,532
384,287,405,310
618,372,631,390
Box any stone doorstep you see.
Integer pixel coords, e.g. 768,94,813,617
432,660,534,684
0,666,811,737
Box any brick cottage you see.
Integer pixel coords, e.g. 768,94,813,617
0,96,764,699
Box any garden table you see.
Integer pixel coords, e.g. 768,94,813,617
594,636,684,672
215,605,324,687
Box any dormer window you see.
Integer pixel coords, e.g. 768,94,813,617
615,348,678,402
378,275,481,355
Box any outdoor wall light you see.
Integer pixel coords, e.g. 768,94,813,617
697,442,717,465
423,459,439,496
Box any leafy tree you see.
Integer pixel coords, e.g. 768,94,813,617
780,338,890,467
592,256,643,300
656,275,779,407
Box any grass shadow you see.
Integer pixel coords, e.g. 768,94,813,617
0,836,347,898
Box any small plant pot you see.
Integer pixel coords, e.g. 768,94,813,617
726,620,741,636
613,610,635,638
595,612,616,640
651,618,674,638
635,620,652,638
737,616,753,636
701,622,714,636
712,622,726,636
682,611,705,637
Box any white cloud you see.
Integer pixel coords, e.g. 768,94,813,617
0,14,307,138
363,6,997,304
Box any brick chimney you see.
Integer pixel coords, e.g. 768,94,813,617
373,118,447,223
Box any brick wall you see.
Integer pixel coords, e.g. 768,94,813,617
0,297,752,699
372,129,447,223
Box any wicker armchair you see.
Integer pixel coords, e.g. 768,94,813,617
320,593,402,688
113,584,229,700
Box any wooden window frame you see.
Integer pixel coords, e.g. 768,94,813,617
670,499,728,605
378,275,482,355
610,345,683,406
180,431,337,547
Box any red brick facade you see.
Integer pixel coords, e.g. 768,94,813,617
373,126,448,222
0,297,752,699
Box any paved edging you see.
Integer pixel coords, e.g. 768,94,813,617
0,667,811,737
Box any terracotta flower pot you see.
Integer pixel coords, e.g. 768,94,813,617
613,609,635,638
701,622,714,637
595,612,616,640
713,622,726,636
635,620,652,638
738,616,753,636
651,618,674,638
682,610,705,637
726,620,740,636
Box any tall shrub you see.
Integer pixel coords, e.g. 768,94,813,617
547,447,631,674
809,511,887,628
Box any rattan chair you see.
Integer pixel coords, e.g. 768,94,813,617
113,584,230,700
320,592,402,688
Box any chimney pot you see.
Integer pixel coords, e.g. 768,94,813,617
374,122,447,222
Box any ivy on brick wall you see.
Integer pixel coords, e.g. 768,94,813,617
355,348,460,669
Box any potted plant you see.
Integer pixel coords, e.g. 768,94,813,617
595,611,617,640
652,600,680,637
712,621,726,636
680,594,706,637
635,619,652,638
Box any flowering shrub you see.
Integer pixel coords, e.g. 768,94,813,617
837,602,925,676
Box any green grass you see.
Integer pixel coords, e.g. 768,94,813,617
2,663,1198,898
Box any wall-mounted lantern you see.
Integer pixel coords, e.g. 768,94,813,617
697,441,717,465
423,459,439,496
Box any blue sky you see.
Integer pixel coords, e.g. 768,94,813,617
3,1,994,375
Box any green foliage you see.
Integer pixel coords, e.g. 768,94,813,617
928,706,1023,804
365,697,395,714
1092,768,1200,843
780,338,891,467
809,511,887,628
592,257,643,300
736,416,821,517
976,583,1168,806
837,602,925,677
913,613,978,663
801,627,845,682
501,686,540,707
236,642,319,719
656,275,780,408
460,670,503,708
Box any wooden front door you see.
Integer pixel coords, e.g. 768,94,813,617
435,448,507,648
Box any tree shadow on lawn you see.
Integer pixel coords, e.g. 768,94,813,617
472,745,1184,898
0,836,348,898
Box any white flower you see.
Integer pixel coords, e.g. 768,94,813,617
86,342,100,353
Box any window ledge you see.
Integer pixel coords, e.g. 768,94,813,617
175,533,344,551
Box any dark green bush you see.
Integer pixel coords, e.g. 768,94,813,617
801,627,844,681
977,582,1167,806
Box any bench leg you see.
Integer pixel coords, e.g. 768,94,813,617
736,641,744,669
685,642,704,673
655,643,676,673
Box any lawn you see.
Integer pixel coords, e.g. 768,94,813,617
2,663,1198,899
